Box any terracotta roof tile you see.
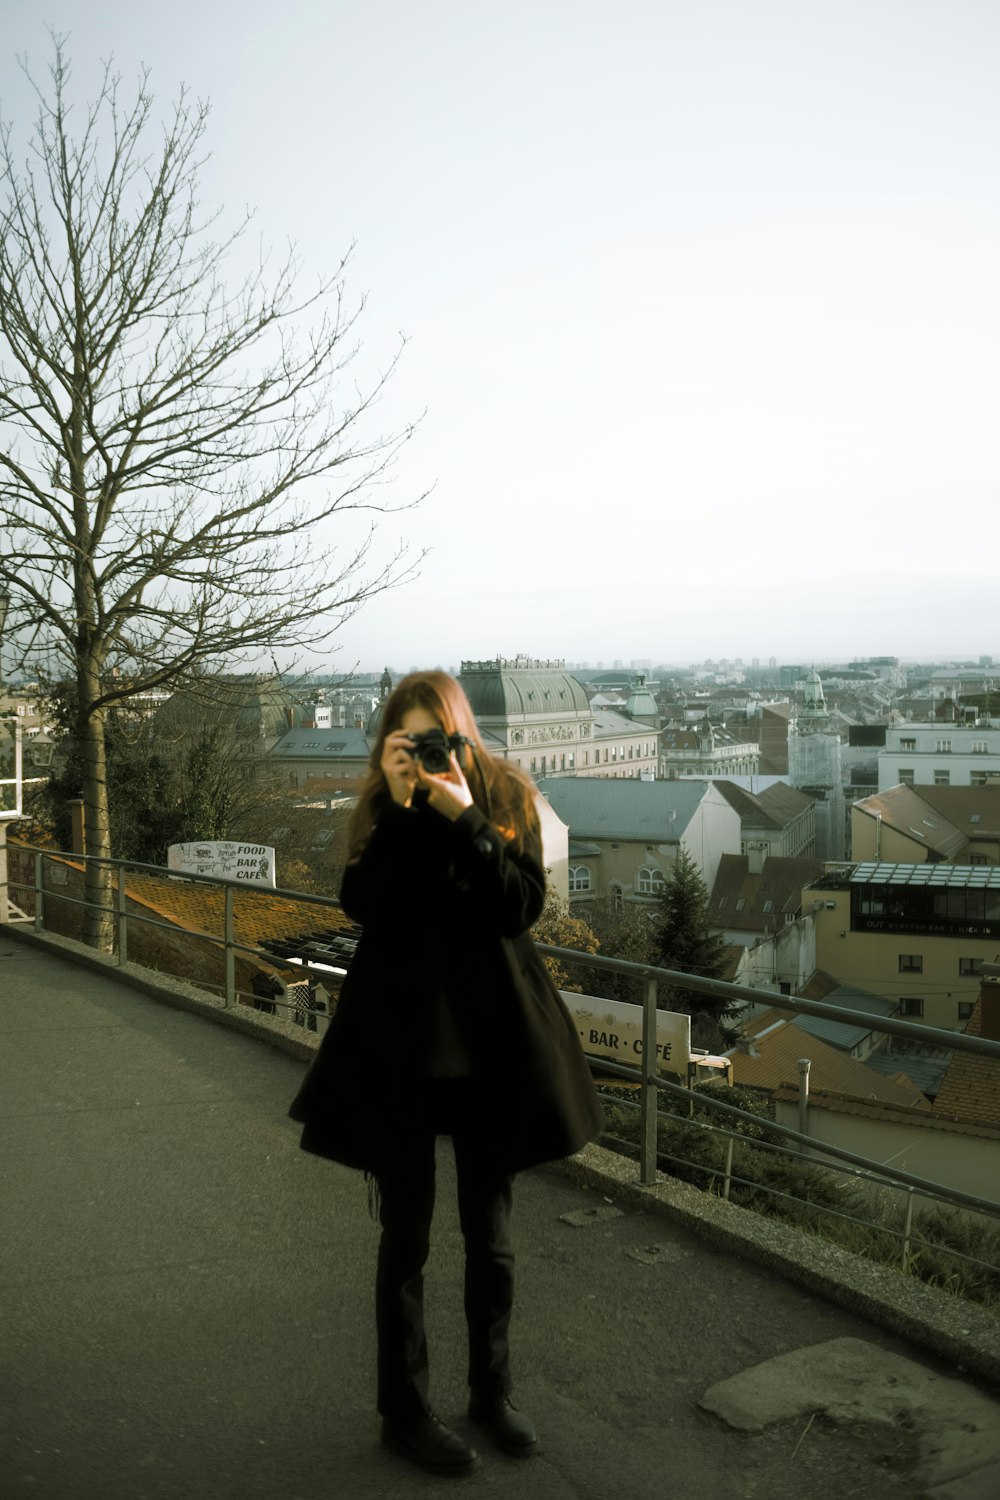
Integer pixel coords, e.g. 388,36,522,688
932,991,1000,1128
726,1019,929,1108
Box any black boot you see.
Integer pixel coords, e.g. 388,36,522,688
468,1393,539,1456
381,1407,480,1476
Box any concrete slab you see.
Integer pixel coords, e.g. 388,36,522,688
701,1336,1000,1494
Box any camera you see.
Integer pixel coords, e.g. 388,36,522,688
406,728,471,775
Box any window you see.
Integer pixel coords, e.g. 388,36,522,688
735,897,746,912
762,899,774,913
969,854,991,865
898,954,923,973
900,998,924,1017
899,769,914,785
971,772,990,786
718,896,728,911
959,957,983,977
934,770,950,786
958,1002,975,1021
637,865,666,895
900,737,916,751
609,883,623,913
568,865,591,893
972,741,988,754
936,738,952,753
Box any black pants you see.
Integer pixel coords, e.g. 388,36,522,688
375,1080,515,1419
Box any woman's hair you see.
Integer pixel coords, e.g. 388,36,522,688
347,671,539,859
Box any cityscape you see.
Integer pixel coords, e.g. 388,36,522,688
3,0,1000,1488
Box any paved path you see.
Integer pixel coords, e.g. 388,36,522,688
2,937,998,1499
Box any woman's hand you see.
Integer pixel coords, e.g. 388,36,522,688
417,752,474,821
380,729,420,807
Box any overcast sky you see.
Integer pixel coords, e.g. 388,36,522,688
3,1,999,674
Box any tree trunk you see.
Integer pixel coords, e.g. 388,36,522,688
78,664,114,950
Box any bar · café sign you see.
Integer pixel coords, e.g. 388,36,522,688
560,992,691,1074
167,841,276,887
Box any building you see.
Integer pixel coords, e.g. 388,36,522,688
878,722,1000,792
707,854,824,948
851,785,1000,866
768,979,1000,1213
659,721,759,780
725,1015,925,1103
802,861,1000,1032
757,702,791,774
536,775,739,905
269,726,374,789
787,671,844,861
460,657,658,779
711,780,816,867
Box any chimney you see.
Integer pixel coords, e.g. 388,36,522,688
979,963,1000,1043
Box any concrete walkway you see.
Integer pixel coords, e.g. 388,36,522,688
2,935,999,1500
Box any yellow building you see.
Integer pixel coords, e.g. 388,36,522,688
802,862,1000,1033
851,784,1000,866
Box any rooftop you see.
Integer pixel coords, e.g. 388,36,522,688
537,776,714,841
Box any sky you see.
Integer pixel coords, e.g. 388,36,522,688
2,0,999,675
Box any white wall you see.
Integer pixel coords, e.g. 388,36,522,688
680,783,741,891
775,1097,1000,1215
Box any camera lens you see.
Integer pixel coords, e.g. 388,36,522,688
419,744,450,774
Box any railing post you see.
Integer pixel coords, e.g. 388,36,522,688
901,1186,915,1268
34,851,44,932
723,1136,735,1201
117,863,128,967
224,884,235,1009
638,973,658,1186
797,1058,811,1156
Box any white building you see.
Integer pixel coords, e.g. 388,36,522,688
878,723,1000,792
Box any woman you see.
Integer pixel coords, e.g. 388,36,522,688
289,671,603,1476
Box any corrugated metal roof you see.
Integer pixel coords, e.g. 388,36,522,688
850,862,1000,888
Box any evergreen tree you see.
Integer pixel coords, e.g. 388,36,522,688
653,848,734,1035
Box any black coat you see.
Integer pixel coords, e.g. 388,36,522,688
288,796,603,1177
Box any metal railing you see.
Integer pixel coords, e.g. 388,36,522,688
4,840,1000,1293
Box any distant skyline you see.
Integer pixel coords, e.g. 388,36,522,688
3,1,999,671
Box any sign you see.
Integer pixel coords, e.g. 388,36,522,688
560,991,691,1074
167,841,276,887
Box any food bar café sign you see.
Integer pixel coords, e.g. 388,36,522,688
560,992,691,1074
167,841,276,887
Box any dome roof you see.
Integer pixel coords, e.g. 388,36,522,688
460,659,592,719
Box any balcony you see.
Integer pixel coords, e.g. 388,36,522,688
3,876,1000,1495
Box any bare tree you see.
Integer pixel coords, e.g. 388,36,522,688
0,42,422,944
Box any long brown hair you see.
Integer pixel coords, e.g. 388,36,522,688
347,671,538,859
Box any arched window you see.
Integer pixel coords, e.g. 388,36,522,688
637,865,666,896
568,865,591,893
608,881,624,912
